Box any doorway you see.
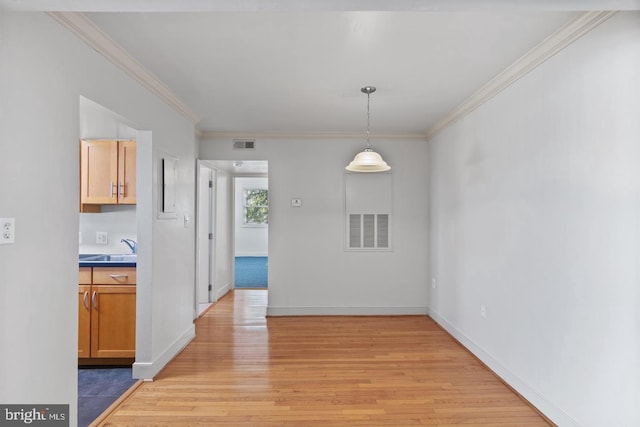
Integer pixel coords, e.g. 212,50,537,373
234,176,269,289
196,160,269,314
195,160,241,316
78,96,145,425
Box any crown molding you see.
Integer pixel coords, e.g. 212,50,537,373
425,10,617,140
7,1,640,12
48,12,202,125
198,130,427,140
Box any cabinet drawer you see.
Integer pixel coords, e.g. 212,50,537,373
92,267,136,285
79,267,92,285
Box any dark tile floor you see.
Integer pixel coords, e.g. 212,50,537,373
78,367,136,427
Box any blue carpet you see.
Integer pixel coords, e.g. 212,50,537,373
78,367,136,427
235,256,268,288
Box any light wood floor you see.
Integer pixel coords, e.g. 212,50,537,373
100,290,552,426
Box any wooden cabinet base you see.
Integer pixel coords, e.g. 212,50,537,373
79,358,135,367
79,267,136,362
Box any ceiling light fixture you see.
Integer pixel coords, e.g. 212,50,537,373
346,86,390,173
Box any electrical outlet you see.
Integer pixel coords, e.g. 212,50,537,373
0,218,15,244
96,231,108,245
431,278,437,289
480,304,486,319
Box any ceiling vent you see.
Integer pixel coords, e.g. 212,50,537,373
233,139,255,150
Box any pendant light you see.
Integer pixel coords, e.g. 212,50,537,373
345,86,391,172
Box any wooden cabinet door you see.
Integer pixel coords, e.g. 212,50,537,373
90,285,136,358
117,140,137,204
80,140,118,204
78,285,91,358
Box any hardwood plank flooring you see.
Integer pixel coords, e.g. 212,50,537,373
99,290,552,426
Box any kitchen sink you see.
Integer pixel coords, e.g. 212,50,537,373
107,254,137,262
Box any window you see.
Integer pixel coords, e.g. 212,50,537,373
244,189,268,225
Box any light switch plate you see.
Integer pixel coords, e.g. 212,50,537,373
0,218,15,244
291,198,302,207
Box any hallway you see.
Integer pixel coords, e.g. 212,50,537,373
99,290,550,426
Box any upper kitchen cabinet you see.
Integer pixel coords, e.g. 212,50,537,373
80,139,136,212
117,140,136,204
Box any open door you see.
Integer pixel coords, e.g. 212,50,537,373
196,162,215,317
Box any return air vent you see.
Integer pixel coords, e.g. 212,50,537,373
348,214,389,249
344,173,392,251
233,139,255,150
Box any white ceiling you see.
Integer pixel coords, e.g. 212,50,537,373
87,11,575,136
3,1,637,137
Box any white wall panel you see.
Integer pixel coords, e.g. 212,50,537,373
429,11,640,426
200,137,429,315
0,12,197,425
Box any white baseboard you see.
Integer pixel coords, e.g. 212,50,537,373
267,305,428,316
132,324,195,380
235,252,268,257
427,308,579,427
216,282,232,301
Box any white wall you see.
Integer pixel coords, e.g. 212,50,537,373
200,137,430,315
79,205,137,253
79,96,138,141
0,12,197,425
428,12,640,427
234,177,269,256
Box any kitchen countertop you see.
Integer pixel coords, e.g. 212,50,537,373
79,254,137,268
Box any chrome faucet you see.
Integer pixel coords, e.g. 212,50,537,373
121,238,137,254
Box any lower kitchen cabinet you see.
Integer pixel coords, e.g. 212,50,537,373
78,284,92,358
78,267,136,360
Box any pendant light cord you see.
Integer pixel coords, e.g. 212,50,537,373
360,86,376,151
366,90,373,150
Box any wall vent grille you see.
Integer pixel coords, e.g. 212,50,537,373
344,172,392,251
348,213,390,249
233,139,255,150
